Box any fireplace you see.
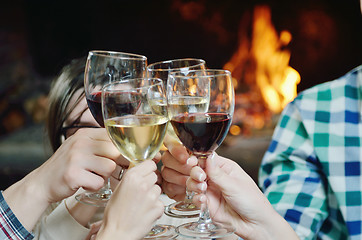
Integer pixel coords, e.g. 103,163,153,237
0,0,361,187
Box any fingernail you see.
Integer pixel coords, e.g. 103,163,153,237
197,172,205,182
199,195,206,203
187,156,197,166
199,182,207,191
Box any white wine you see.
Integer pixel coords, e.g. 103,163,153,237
168,96,209,117
105,114,168,165
149,98,168,116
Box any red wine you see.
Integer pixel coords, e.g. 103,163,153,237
87,92,103,127
171,113,231,156
87,91,141,127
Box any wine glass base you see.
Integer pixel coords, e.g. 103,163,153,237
176,221,235,239
75,192,111,207
164,201,200,218
144,224,177,239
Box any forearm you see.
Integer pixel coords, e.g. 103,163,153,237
35,200,91,240
3,169,50,232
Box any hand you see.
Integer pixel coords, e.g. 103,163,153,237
110,151,162,190
3,128,120,231
187,153,298,240
160,134,197,201
96,160,164,240
37,128,119,203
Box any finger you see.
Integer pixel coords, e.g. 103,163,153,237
74,170,105,191
90,140,122,162
142,171,158,187
161,166,188,187
162,140,190,165
89,221,102,235
111,165,127,180
155,170,162,186
190,166,207,183
162,181,186,200
161,151,196,175
206,155,234,192
81,156,116,178
114,154,130,167
109,175,120,190
136,160,157,177
109,165,127,190
147,198,165,219
78,128,111,141
186,176,207,193
153,152,162,164
163,133,183,151
192,193,207,207
151,184,162,200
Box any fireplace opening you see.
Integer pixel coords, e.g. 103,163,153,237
0,0,361,186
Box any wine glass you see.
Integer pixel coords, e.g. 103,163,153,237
76,50,147,207
147,58,206,219
102,78,177,239
167,69,235,238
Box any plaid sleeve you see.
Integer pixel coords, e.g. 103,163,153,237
259,101,330,239
0,191,34,240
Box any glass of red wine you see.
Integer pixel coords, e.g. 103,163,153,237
102,78,177,239
147,58,206,219
75,50,147,207
167,69,235,238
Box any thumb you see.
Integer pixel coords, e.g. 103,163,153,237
206,154,231,192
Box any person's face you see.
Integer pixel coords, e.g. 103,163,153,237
62,88,100,139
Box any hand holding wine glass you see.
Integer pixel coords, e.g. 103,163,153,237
147,58,206,219
167,69,235,238
102,78,177,239
94,160,164,240
186,153,300,240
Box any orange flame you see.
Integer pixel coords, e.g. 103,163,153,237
224,5,300,135
225,5,300,114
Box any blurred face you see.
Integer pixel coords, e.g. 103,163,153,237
62,88,100,139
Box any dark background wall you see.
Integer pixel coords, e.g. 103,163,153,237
3,0,361,85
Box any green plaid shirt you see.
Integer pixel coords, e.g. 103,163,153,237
259,65,362,240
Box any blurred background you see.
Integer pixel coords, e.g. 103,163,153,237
0,0,361,188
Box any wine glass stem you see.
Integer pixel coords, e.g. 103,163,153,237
196,155,213,227
99,178,112,198
184,189,194,204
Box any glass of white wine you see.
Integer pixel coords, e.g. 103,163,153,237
147,58,207,219
101,78,177,239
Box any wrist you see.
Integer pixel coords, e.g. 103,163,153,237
3,170,50,231
244,209,298,240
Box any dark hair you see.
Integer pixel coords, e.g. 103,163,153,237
46,57,86,152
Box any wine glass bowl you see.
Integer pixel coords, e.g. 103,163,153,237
102,78,177,239
85,50,147,127
167,69,235,238
102,78,168,166
75,50,147,207
147,58,206,83
147,58,207,219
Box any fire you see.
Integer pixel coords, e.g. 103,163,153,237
224,5,300,135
